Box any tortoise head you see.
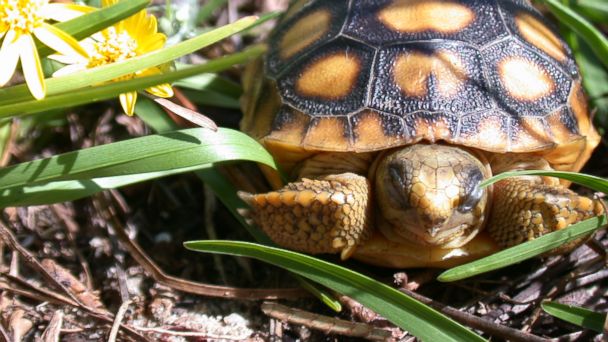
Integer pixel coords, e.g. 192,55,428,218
375,144,492,248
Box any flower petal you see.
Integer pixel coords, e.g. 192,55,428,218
34,24,89,60
124,10,147,36
52,63,87,77
146,84,174,98
47,53,84,65
20,35,46,100
119,92,138,116
137,33,166,54
102,0,119,7
0,31,20,86
2,29,18,45
135,66,162,77
41,4,95,22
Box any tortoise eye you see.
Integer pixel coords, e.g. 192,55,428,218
458,168,485,213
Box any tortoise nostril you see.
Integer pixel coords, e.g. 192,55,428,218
417,205,451,231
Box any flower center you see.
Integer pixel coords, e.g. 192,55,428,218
88,27,138,70
0,0,48,35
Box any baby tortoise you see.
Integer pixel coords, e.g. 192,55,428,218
238,0,603,268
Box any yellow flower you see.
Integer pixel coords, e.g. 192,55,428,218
51,0,173,116
0,0,91,99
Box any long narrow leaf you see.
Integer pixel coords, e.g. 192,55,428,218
540,0,608,69
197,0,228,23
0,120,11,165
542,301,606,333
184,240,486,342
0,128,276,192
0,45,265,117
174,71,242,98
480,170,608,194
0,16,262,106
573,39,608,127
437,215,607,282
576,0,608,18
180,89,240,109
0,165,203,207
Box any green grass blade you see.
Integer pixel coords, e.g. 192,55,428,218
0,15,262,106
184,240,486,342
0,45,265,117
573,39,608,127
540,0,608,69
0,128,276,192
0,165,202,207
480,170,608,193
197,0,228,23
37,0,150,57
437,215,607,282
575,0,608,16
180,88,240,109
0,120,11,163
542,301,606,333
174,71,242,98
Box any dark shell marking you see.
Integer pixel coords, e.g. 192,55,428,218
263,0,585,153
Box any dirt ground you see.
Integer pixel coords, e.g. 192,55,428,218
0,1,606,341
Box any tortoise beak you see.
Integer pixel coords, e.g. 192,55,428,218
427,225,441,238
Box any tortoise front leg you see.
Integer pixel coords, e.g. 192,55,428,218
487,178,603,252
238,173,372,260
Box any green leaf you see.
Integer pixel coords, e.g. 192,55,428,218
437,215,607,282
0,45,265,117
0,166,202,207
0,15,263,107
573,38,608,127
480,169,608,194
197,0,228,23
0,120,11,164
184,240,486,342
38,0,151,57
542,301,606,333
0,128,276,193
134,96,177,131
174,71,242,98
180,88,240,109
539,0,608,69
575,0,608,16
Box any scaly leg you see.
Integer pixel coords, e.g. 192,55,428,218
238,173,372,260
487,178,603,252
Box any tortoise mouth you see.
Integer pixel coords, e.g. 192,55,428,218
377,211,484,248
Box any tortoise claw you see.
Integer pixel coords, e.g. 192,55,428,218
488,178,603,253
237,173,372,258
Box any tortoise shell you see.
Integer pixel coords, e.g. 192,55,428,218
241,0,599,172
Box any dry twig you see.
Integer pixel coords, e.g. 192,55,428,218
41,259,108,315
39,310,63,342
108,299,132,342
261,302,393,341
0,221,85,307
133,326,251,340
399,288,550,342
0,324,9,342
